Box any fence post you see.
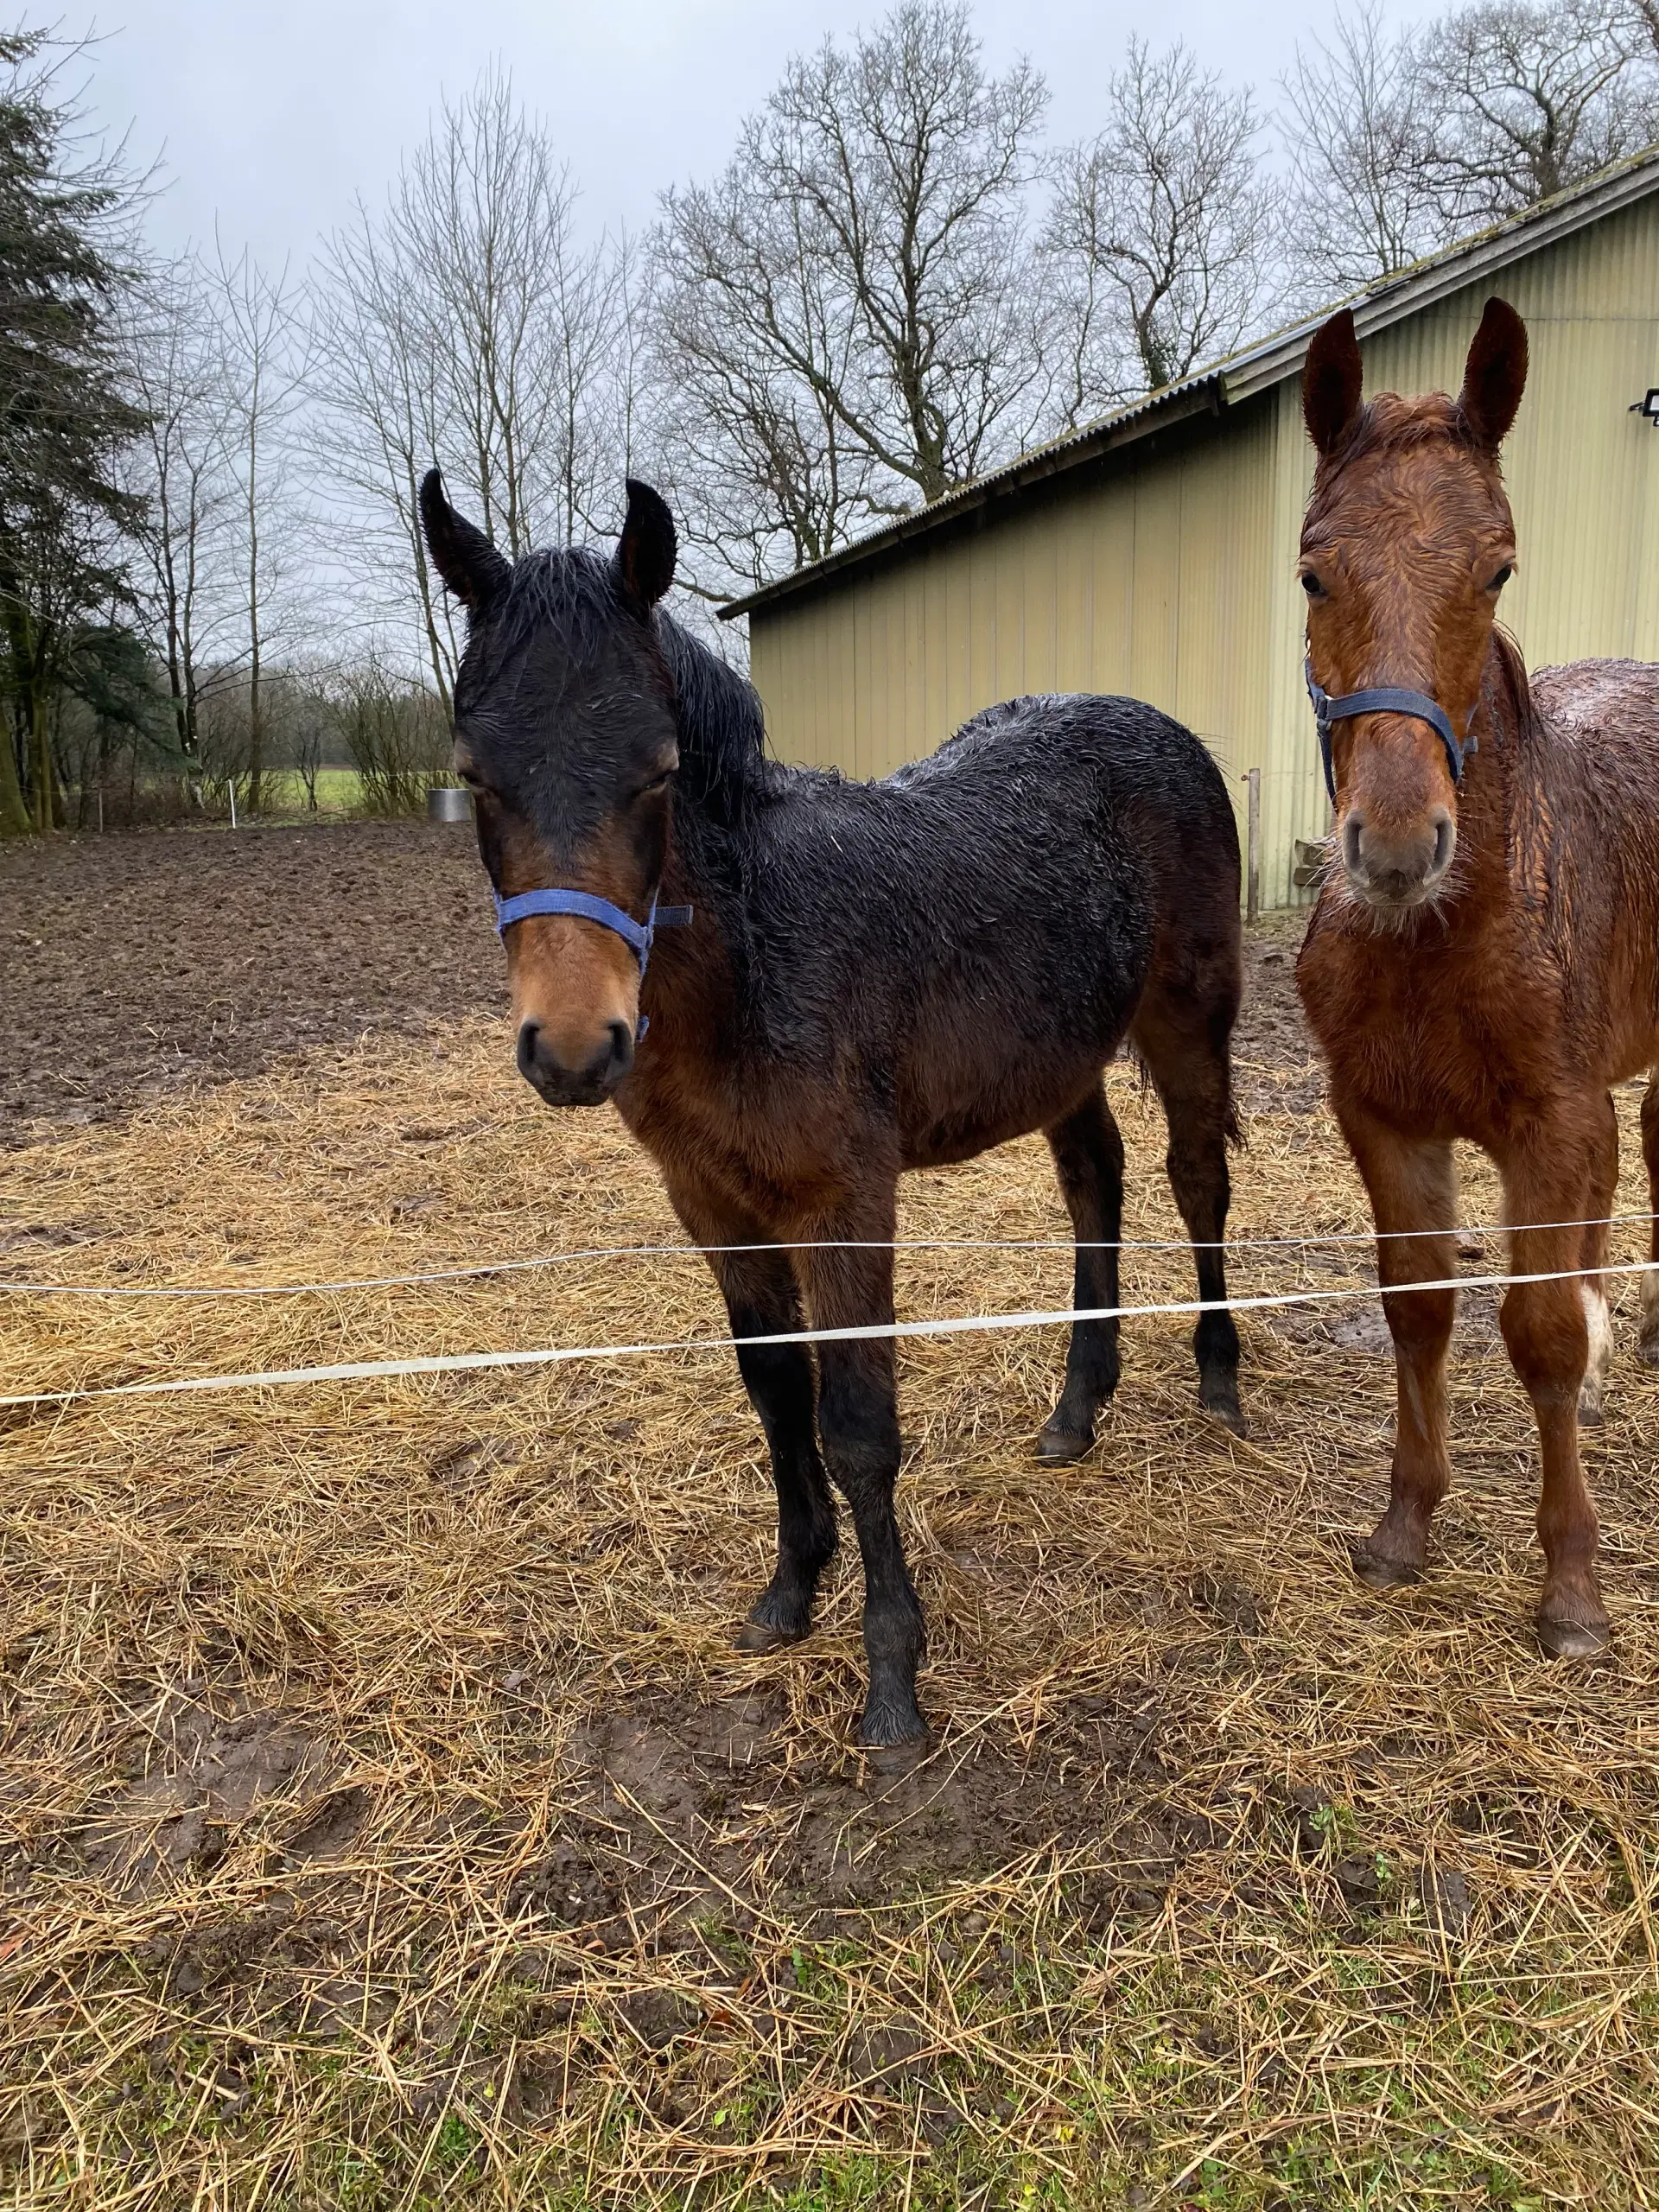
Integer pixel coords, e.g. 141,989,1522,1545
229,781,238,832
1243,766,1262,925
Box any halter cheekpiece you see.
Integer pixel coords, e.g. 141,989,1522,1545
493,887,693,1041
1305,660,1476,806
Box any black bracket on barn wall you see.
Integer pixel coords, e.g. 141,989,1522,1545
1629,388,1659,423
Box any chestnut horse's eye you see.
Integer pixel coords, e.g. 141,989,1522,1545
1487,563,1514,592
1300,570,1325,599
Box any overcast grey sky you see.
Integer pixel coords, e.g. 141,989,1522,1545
59,0,1434,270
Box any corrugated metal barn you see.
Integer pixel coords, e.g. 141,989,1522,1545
721,149,1659,909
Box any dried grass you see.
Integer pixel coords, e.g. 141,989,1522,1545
1,1015,1656,2211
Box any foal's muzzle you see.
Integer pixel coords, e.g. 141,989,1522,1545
516,1017,634,1106
1340,804,1456,909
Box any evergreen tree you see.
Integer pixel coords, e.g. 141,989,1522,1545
0,29,148,834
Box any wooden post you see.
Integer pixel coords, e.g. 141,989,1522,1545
1243,766,1262,925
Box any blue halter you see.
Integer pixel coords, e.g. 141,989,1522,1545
1305,660,1475,806
493,887,693,1041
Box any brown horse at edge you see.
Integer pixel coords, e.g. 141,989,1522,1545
1296,296,1659,1658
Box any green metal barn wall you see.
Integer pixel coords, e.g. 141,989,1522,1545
747,188,1659,909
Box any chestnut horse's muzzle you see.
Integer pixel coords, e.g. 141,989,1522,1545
1340,804,1456,908
1305,662,1475,805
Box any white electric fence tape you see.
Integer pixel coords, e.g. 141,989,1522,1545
0,1212,1651,1300
3,1256,1653,1411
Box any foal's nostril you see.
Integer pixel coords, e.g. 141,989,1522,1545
516,1020,543,1081
605,1020,635,1081
1342,815,1364,875
1429,810,1456,880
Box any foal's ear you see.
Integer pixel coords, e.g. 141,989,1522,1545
419,469,511,616
1302,308,1364,457
615,479,677,611
1458,297,1529,452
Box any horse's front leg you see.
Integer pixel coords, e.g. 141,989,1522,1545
793,1204,927,1747
1336,1102,1458,1588
1574,1090,1618,1426
1639,1068,1659,1367
1496,1135,1610,1656
667,1179,838,1650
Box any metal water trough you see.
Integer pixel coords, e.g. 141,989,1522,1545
427,785,473,824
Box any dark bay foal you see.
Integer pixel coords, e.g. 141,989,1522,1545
422,472,1246,1744
1296,296,1659,1657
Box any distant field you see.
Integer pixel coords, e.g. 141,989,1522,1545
258,767,367,814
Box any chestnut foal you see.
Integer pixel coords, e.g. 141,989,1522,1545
1296,296,1659,1658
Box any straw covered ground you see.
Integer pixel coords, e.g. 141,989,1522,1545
2,904,1657,2209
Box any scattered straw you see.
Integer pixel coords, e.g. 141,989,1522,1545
1,1014,1656,2209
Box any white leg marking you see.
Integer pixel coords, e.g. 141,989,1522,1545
1579,1281,1613,1423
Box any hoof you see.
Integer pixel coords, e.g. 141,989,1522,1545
862,1737,931,1780
735,1595,813,1653
1036,1421,1094,1465
1535,1614,1611,1660
1202,1389,1248,1438
1640,1333,1659,1372
856,1697,929,1750
734,1620,808,1654
1349,1536,1422,1590
1577,1392,1605,1428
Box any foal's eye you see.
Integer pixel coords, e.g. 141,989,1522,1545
1487,563,1514,592
636,771,672,798
1300,570,1325,599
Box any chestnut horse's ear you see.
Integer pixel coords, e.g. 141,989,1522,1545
419,469,511,615
615,478,677,611
1458,297,1529,452
1302,308,1364,457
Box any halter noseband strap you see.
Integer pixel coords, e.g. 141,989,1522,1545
493,887,694,1041
1305,661,1476,806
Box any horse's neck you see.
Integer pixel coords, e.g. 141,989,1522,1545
669,626,766,811
658,631,769,893
1452,639,1526,906
638,633,768,1044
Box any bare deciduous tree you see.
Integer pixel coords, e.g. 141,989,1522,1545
118,257,236,772
1280,3,1450,296
1417,0,1657,224
213,244,305,811
650,174,886,594
652,1,1050,593
1043,38,1277,412
313,67,630,704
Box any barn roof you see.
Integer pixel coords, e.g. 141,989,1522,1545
719,142,1659,623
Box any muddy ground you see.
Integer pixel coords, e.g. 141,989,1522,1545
0,822,505,1135
0,818,1313,1141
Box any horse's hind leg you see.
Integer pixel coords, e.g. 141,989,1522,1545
1495,1128,1608,1656
1129,984,1243,1433
668,1179,838,1650
1038,1083,1124,1464
1576,1091,1618,1425
1640,1070,1659,1368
